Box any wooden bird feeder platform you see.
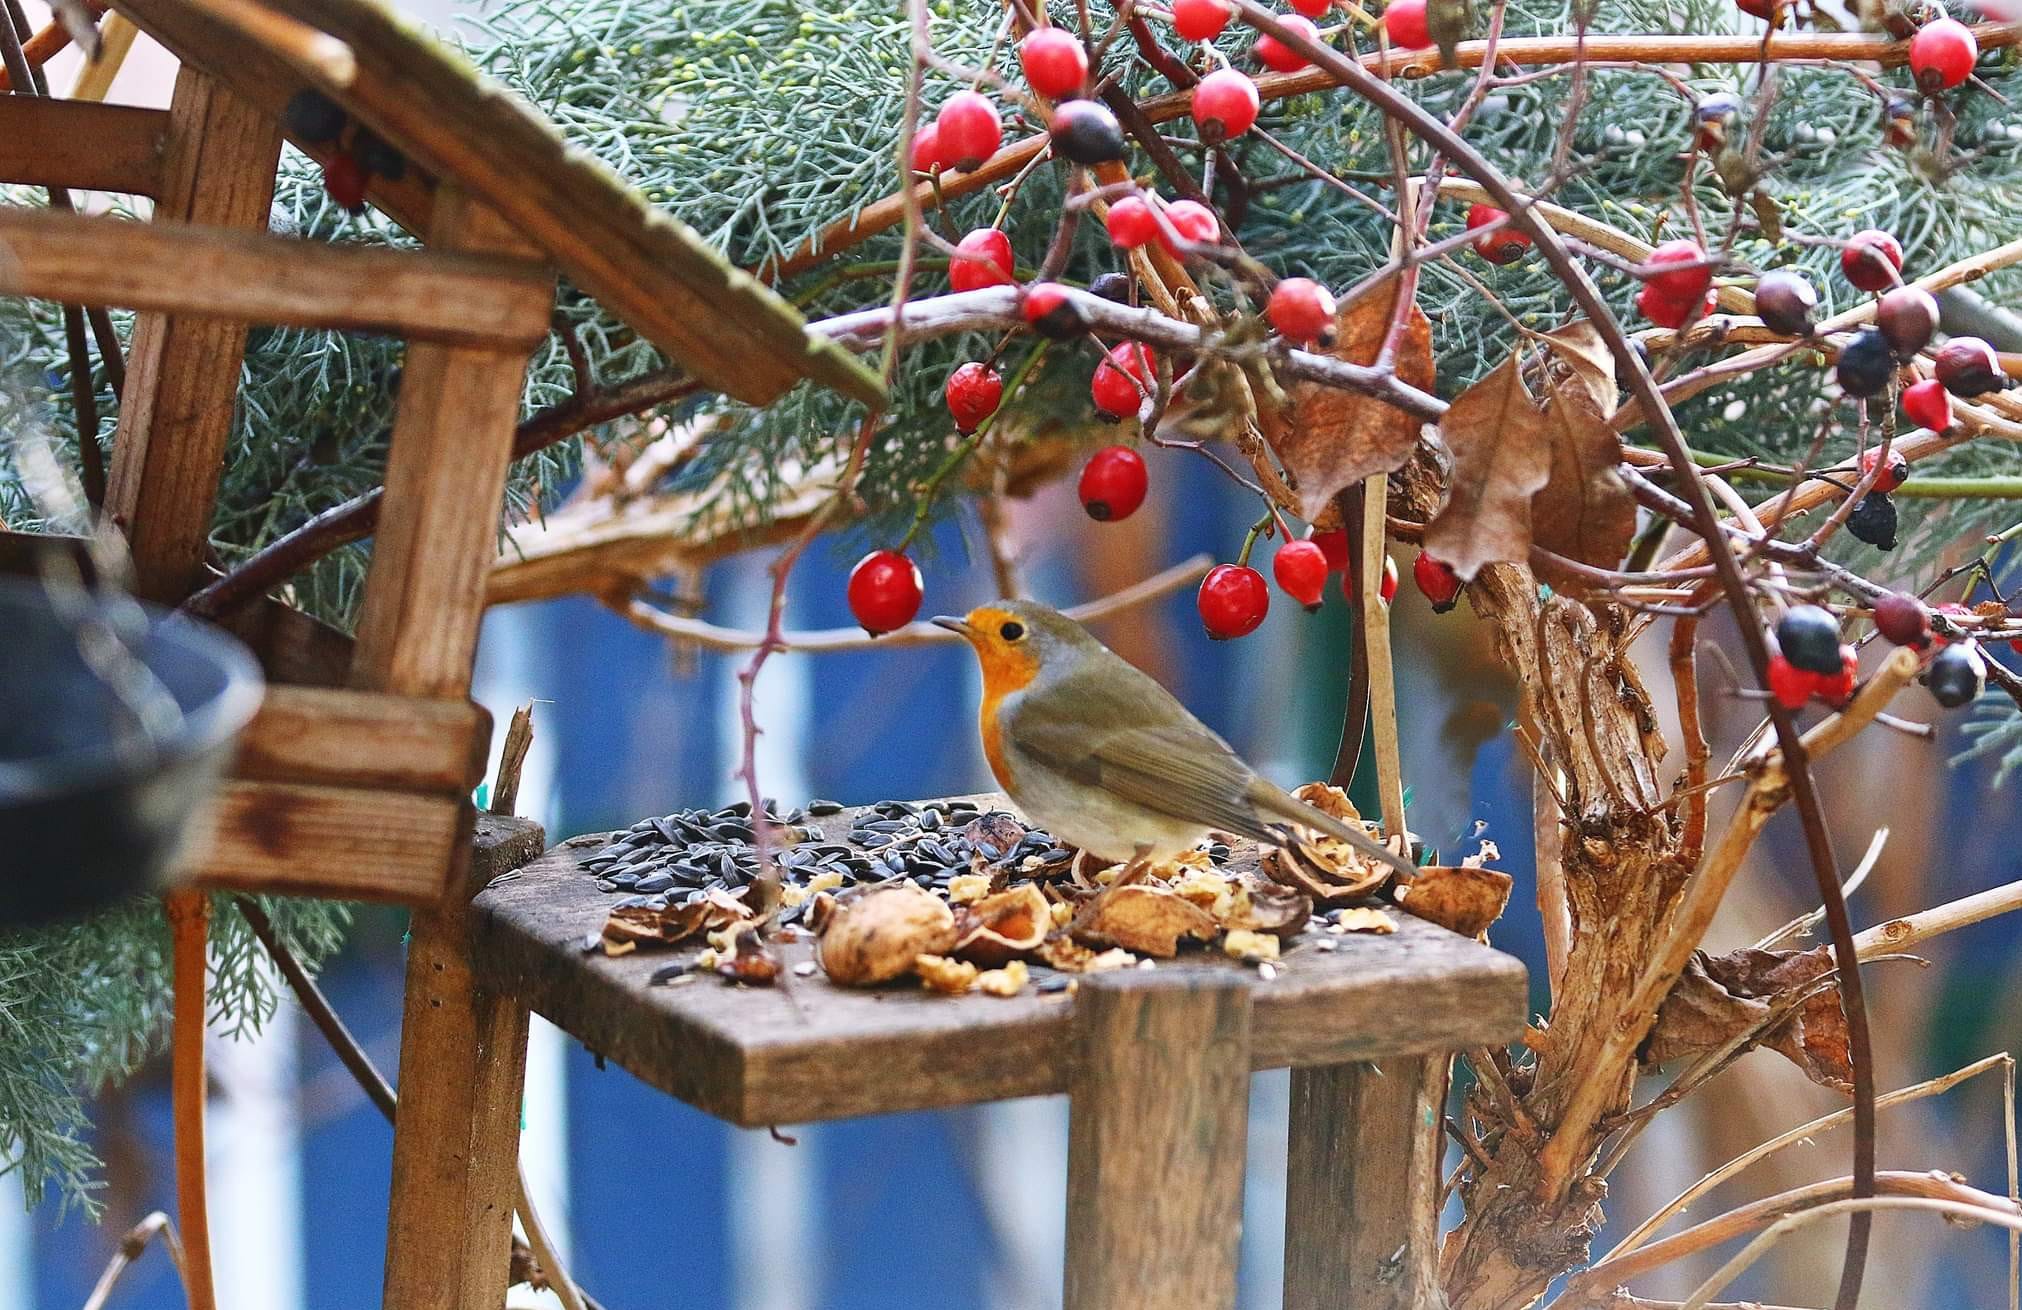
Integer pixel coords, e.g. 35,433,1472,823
2,2,1528,1306
470,798,1526,1308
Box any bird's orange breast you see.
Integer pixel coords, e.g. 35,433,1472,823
975,645,1040,789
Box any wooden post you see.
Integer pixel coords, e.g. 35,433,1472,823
367,185,545,1310
1283,1057,1450,1310
1064,971,1253,1310
104,65,280,602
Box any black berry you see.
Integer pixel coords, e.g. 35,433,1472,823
1776,604,1843,675
1089,271,1132,302
284,89,347,143
353,129,408,181
1926,642,1985,709
1845,491,1898,550
1050,99,1126,165
1835,327,1895,398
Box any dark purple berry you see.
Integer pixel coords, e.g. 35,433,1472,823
1845,491,1898,550
1776,604,1844,675
1835,327,1895,398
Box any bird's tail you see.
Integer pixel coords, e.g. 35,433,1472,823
1247,780,1417,880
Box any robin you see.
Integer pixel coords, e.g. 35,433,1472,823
933,599,1414,878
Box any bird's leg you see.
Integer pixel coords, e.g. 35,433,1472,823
1107,843,1156,890
1066,844,1158,940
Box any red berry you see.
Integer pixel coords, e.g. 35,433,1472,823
1162,199,1219,250
1859,445,1909,493
936,91,1003,171
1637,283,1713,330
1254,15,1320,72
1737,0,1776,20
1934,336,2006,397
1199,564,1270,639
950,228,1015,291
945,362,1004,435
1171,0,1233,41
1290,0,1333,14
1383,0,1431,49
1876,284,1940,356
1192,68,1261,144
1023,281,1087,339
323,151,369,213
1840,229,1903,293
1105,196,1162,250
1020,27,1089,99
1645,239,1713,303
1465,203,1530,264
1091,342,1157,420
910,121,948,174
847,550,924,636
1078,444,1149,521
1816,645,1859,706
1765,654,1819,710
1910,17,1978,92
1873,591,1932,648
1310,529,1350,573
1380,554,1399,605
1413,552,1463,613
1273,540,1330,611
1267,278,1338,346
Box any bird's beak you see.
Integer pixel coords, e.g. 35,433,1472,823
931,615,971,636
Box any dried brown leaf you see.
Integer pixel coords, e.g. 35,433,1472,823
1273,288,1435,521
1529,374,1637,574
1538,322,1618,414
1641,945,1851,1093
1423,351,1551,581
1399,865,1512,938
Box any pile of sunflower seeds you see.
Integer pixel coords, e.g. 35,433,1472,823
581,798,1069,917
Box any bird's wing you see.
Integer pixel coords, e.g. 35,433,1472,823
1009,661,1416,878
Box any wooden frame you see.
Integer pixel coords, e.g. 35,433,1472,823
0,97,167,195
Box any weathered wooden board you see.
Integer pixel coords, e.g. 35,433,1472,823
470,797,1528,1127
234,687,488,794
0,98,167,196
195,780,466,901
0,207,554,347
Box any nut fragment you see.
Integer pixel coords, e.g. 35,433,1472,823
1334,906,1398,935
948,873,993,904
1223,929,1280,963
816,884,958,986
1399,865,1512,938
915,953,980,994
1293,780,1360,822
976,960,1030,997
1228,875,1313,938
1072,884,1218,957
953,883,1051,966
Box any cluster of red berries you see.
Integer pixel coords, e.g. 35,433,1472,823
1765,605,1858,709
913,90,1003,176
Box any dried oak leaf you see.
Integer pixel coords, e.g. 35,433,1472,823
1072,884,1218,958
1641,945,1851,1094
1399,865,1512,938
1538,321,1618,414
1273,287,1435,522
1423,350,1552,581
816,883,958,986
1529,373,1637,575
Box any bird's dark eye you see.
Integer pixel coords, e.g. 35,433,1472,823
999,621,1025,641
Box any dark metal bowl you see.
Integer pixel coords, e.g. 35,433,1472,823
0,576,264,926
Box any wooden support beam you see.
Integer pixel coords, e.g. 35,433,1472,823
361,185,537,1310
195,780,467,901
233,687,488,794
104,65,280,603
0,208,555,347
1064,971,1253,1310
0,98,167,196
1283,1057,1452,1310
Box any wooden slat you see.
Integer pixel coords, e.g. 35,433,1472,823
467,799,1530,1127
0,98,167,196
245,0,881,407
1064,972,1252,1310
234,687,487,793
104,65,280,603
1284,1058,1451,1309
0,208,555,347
349,188,538,698
193,780,467,901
